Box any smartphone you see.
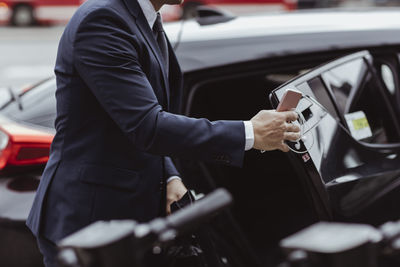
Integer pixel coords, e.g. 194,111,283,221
276,88,302,112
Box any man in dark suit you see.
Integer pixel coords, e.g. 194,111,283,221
26,0,300,265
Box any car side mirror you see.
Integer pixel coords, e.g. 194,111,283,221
194,6,236,26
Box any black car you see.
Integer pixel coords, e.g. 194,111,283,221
2,8,400,267
297,0,342,9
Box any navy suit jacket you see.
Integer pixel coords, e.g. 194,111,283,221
27,0,245,243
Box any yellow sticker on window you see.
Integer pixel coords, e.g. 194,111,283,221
352,117,370,130
344,111,372,140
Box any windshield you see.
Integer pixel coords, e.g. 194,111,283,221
0,78,57,129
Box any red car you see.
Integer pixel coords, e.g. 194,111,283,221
0,0,182,26
0,0,87,26
0,82,54,173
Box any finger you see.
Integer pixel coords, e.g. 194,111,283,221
282,111,298,122
279,142,290,152
284,132,301,142
285,122,301,133
166,204,171,215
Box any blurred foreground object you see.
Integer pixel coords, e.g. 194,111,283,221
57,189,232,267
280,220,400,267
280,222,382,267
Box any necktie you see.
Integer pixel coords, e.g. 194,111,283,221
153,13,169,77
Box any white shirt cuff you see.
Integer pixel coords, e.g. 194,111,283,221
166,176,182,183
243,120,254,151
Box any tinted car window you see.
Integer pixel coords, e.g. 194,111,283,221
322,58,367,114
0,78,56,129
322,59,400,144
306,77,339,120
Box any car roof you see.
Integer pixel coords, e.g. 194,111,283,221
165,8,400,72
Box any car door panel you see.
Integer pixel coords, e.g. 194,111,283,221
270,51,400,225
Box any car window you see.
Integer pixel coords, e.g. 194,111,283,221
306,77,339,121
321,59,400,144
0,88,13,107
322,58,367,114
0,78,57,129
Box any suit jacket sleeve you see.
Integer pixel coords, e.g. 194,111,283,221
164,156,180,178
73,8,245,167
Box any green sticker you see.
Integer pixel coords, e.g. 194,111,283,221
352,117,370,130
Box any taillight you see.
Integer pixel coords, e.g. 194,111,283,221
0,128,51,171
9,144,50,165
16,146,50,161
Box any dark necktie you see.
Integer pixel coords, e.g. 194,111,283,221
153,13,169,77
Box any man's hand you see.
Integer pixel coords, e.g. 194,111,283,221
251,110,301,152
166,179,187,215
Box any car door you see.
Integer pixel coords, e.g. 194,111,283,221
270,51,400,225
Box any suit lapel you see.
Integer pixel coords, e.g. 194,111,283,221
122,0,170,108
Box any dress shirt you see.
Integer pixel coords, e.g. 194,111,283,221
244,120,254,151
136,0,255,183
137,0,157,28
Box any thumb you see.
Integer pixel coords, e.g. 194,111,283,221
279,142,290,152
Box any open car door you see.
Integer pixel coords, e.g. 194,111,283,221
270,51,400,225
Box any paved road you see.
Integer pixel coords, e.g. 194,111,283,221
0,26,64,89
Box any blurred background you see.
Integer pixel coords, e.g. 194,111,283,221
0,0,400,90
